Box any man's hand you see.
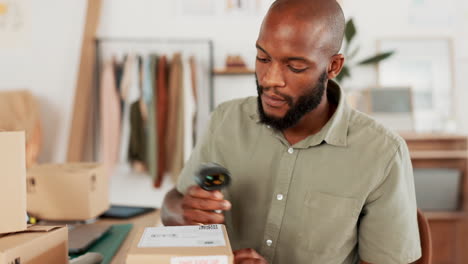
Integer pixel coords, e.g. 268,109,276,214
161,186,231,226
180,185,231,225
234,248,268,264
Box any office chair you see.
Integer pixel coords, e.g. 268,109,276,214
0,90,42,168
415,209,432,264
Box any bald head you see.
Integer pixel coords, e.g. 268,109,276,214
262,0,345,55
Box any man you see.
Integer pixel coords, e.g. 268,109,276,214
162,0,422,263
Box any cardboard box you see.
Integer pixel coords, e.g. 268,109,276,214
0,225,68,264
0,131,27,234
27,163,109,221
126,224,234,264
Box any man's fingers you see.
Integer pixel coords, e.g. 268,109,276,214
182,196,231,211
181,185,231,225
182,209,225,224
187,185,224,200
233,249,268,264
234,248,262,260
236,259,264,264
236,259,265,264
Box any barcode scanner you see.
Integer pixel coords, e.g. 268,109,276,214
195,162,231,191
195,163,231,215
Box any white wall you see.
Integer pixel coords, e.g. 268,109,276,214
341,0,468,132
1,0,467,162
0,0,87,163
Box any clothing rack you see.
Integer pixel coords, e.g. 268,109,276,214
92,37,215,163
95,37,215,111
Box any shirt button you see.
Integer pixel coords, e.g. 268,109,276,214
266,240,273,246
276,194,284,200
287,147,294,154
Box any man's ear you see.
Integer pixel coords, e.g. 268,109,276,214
327,54,345,79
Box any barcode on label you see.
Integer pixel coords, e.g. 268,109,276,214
199,225,219,230
138,226,226,248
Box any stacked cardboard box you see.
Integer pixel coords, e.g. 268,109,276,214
0,226,68,264
27,163,109,221
0,131,27,234
0,131,68,263
127,224,234,264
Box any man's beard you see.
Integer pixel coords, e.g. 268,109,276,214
257,71,328,131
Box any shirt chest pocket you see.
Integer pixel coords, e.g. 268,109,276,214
299,192,361,253
304,191,360,219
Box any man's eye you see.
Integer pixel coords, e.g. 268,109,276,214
288,65,307,73
256,57,269,63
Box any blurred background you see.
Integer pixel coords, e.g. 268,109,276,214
0,0,468,263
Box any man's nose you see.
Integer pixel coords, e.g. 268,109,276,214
261,62,285,89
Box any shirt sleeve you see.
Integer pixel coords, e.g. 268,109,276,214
358,141,422,264
176,104,226,195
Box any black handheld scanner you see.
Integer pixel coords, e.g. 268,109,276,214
195,162,231,191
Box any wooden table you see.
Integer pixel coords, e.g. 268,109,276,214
97,210,161,264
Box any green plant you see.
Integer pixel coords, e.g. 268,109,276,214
335,18,395,83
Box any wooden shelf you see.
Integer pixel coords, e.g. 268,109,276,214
410,150,468,159
423,211,468,220
213,68,255,75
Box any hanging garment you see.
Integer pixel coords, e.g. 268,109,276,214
114,57,124,89
154,55,169,188
119,54,134,101
165,53,185,183
144,54,158,179
137,56,148,122
189,56,198,145
118,54,140,163
128,100,147,172
154,56,168,188
113,57,125,115
183,57,196,163
128,55,149,173
99,59,121,177
194,56,211,144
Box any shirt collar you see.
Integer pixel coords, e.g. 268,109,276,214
249,80,350,148
320,80,350,147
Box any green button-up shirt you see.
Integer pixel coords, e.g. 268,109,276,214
177,81,421,264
